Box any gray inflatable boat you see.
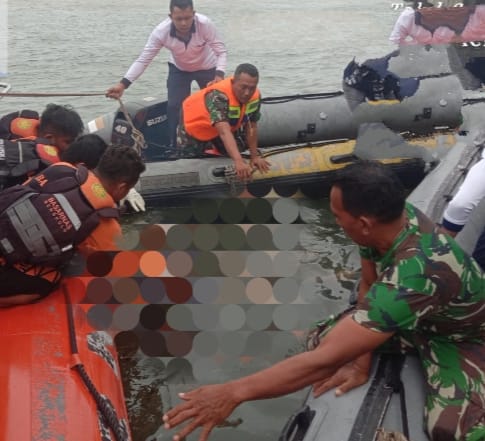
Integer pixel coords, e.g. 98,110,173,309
278,121,485,441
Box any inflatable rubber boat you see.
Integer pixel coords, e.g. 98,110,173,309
0,277,132,441
279,126,485,441
86,46,484,204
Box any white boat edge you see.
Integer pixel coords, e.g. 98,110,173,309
0,82,11,98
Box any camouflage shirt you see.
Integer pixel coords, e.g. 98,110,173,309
353,203,485,440
177,90,261,157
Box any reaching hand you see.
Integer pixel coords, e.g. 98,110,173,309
163,383,240,441
106,83,125,99
250,156,271,174
312,360,370,398
234,158,253,181
121,188,146,212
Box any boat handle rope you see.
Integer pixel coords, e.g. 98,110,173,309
62,284,130,441
0,91,147,156
114,98,146,156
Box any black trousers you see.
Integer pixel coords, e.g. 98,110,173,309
166,62,215,148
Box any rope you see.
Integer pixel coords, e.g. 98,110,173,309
0,90,148,155
62,284,130,441
115,98,146,155
224,165,245,195
0,92,106,97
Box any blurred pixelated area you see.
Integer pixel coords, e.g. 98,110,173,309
69,195,360,441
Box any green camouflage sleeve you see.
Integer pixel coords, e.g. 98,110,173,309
353,281,439,333
204,90,230,125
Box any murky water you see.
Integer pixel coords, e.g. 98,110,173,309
2,1,410,440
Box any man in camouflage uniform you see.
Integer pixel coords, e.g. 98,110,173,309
176,63,270,180
162,161,484,441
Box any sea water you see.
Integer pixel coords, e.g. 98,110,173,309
1,1,407,440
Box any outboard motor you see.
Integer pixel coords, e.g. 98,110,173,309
88,98,171,162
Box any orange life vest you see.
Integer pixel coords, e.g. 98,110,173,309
0,136,61,185
182,77,261,141
0,110,40,140
0,162,119,293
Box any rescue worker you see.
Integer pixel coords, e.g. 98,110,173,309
0,145,146,306
0,103,84,188
106,0,227,150
163,161,484,441
0,109,146,212
59,133,144,213
59,133,109,170
177,63,270,180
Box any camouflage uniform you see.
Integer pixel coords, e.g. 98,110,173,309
176,89,260,158
309,203,485,441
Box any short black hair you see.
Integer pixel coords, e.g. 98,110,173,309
234,63,259,79
170,0,193,11
96,145,146,188
332,160,406,223
39,104,84,140
60,134,108,169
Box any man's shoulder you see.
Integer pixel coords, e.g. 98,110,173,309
153,17,173,36
194,12,216,28
194,12,211,23
207,89,229,98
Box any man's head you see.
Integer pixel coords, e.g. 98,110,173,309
169,0,195,35
231,63,259,104
95,145,146,202
38,104,84,151
60,134,108,170
330,161,406,247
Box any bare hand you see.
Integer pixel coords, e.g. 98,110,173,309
234,158,253,181
250,156,271,174
106,83,125,99
312,361,369,398
163,384,240,441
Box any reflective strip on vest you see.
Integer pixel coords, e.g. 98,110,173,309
55,193,82,230
6,191,82,258
7,194,62,257
228,106,241,119
17,143,24,163
246,98,259,115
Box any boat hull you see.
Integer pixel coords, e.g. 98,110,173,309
0,277,131,441
88,74,463,163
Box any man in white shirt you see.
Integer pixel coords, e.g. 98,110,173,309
440,131,485,270
106,0,227,150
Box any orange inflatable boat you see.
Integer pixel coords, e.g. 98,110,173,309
0,277,131,441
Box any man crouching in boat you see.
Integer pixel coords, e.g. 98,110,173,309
0,145,146,306
176,63,270,180
163,161,485,441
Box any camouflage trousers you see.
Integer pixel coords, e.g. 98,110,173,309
306,309,485,441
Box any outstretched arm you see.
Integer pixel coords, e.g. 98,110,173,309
106,25,165,98
441,158,485,237
245,121,270,173
214,121,252,180
163,316,393,441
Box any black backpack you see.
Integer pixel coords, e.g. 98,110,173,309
0,163,119,267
